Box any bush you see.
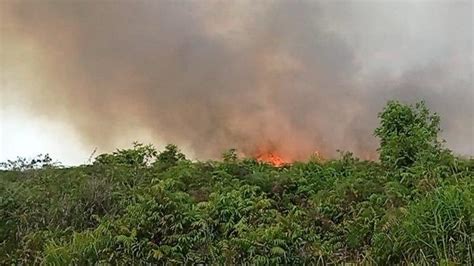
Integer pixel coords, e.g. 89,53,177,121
0,101,472,264
373,185,473,264
375,101,442,170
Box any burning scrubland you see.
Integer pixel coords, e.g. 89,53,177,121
1,101,472,264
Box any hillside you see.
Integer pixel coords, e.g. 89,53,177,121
1,101,472,264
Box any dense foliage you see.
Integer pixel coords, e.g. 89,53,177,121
1,101,472,264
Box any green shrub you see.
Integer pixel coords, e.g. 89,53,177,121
0,101,472,264
373,184,473,264
375,101,442,170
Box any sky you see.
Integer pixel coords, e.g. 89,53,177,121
1,0,473,165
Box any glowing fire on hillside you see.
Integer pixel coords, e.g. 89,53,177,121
251,141,326,166
255,151,289,167
254,147,324,166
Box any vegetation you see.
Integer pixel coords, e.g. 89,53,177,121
1,101,472,264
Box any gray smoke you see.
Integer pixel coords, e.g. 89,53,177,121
1,0,472,160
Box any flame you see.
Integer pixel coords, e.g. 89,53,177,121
254,149,325,166
255,151,289,167
253,142,324,166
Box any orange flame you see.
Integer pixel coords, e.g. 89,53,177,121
253,142,324,166
255,151,289,167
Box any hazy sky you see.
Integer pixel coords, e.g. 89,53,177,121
1,0,473,165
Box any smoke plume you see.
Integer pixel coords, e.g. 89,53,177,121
1,0,472,160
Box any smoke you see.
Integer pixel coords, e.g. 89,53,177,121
1,0,472,160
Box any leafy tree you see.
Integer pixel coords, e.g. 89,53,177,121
375,101,442,170
155,144,186,166
94,142,157,167
0,154,58,171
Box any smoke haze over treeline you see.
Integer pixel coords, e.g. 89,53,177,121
1,0,472,161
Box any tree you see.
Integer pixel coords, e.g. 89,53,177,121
375,101,442,170
0,154,57,171
94,142,157,167
156,144,186,166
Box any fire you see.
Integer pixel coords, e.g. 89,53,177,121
253,143,323,166
255,151,289,167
